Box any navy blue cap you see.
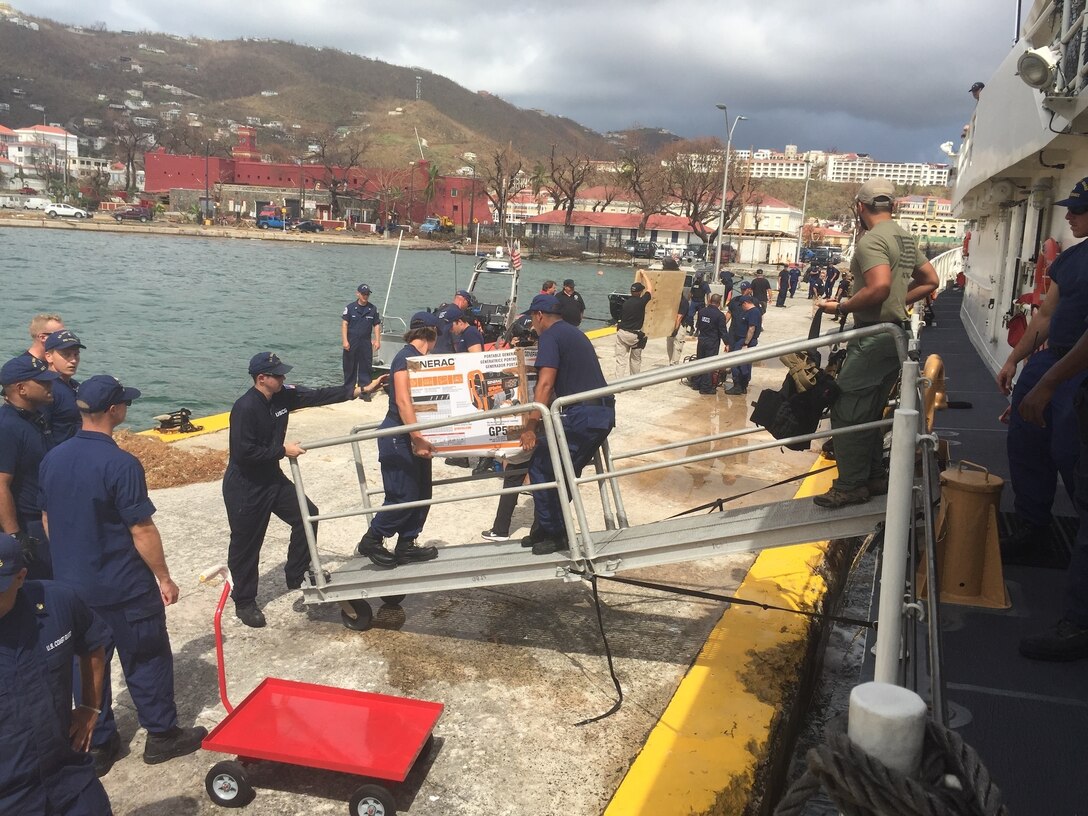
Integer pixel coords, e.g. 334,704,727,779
1,354,59,386
410,311,441,329
248,352,293,377
733,294,755,305
455,289,472,301
563,279,575,287
444,306,466,323
0,534,27,592
630,282,645,294
739,281,752,291
1055,176,1088,208
357,284,372,295
76,374,141,412
529,294,563,314
44,329,86,352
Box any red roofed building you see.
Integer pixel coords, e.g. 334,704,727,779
525,210,706,246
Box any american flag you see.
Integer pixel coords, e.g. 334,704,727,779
510,243,522,272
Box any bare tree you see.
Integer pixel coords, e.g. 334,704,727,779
479,142,525,236
585,167,622,213
111,117,154,193
309,129,370,219
548,146,592,226
660,138,726,244
617,141,668,230
366,166,409,226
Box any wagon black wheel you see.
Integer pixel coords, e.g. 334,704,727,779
379,595,406,607
340,599,374,631
205,760,255,807
349,783,396,816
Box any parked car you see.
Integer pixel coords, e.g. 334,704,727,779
24,197,50,210
632,241,658,259
682,242,708,262
623,240,638,254
294,219,324,233
44,203,90,219
418,215,454,235
113,205,153,223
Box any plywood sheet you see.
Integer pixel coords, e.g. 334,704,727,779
622,269,687,338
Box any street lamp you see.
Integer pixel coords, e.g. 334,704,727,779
713,104,747,273
795,161,811,263
203,140,210,224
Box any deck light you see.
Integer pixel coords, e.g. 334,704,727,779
1017,46,1059,90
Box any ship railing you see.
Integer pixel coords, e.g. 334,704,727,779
288,321,940,700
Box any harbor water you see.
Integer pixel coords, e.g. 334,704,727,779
0,228,637,429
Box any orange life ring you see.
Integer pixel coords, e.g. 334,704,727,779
1035,237,1060,297
962,230,971,257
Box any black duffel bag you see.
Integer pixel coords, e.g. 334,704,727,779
750,311,844,451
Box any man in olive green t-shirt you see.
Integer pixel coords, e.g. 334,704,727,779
813,178,938,508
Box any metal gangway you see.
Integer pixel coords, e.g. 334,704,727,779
288,319,948,696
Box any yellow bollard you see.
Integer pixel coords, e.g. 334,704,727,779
918,461,1010,608
922,355,948,433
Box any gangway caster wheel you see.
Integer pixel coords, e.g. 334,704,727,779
379,595,406,607
340,599,374,631
205,760,255,807
349,783,396,816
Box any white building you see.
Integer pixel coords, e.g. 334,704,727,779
825,154,950,186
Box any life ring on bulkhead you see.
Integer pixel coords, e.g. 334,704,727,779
1033,237,1060,302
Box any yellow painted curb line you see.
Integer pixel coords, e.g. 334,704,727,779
605,456,839,815
586,325,618,340
138,411,231,443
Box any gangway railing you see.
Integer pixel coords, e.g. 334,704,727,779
288,320,941,702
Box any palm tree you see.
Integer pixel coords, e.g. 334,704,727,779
423,162,440,211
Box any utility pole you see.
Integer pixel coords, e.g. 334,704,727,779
204,140,210,224
713,104,747,273
795,161,811,263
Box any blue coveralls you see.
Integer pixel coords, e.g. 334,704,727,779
688,279,709,323
789,267,801,297
342,300,381,388
692,304,728,393
370,345,432,544
42,377,81,444
1008,241,1088,527
223,383,353,603
527,320,615,537
729,307,763,390
458,324,485,352
0,402,54,578
0,581,112,816
38,430,178,753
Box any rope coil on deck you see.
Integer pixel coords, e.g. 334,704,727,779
774,717,1008,816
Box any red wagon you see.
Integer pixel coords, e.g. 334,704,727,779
200,569,443,815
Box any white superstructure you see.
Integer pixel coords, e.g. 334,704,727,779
952,0,1088,373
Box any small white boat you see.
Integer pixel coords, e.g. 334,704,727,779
475,246,512,274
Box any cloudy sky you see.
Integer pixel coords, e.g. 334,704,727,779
15,0,1014,162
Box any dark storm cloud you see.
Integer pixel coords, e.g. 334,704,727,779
15,0,1011,160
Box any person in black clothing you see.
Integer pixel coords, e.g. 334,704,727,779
688,273,710,323
719,267,734,291
824,264,841,298
749,269,771,313
775,264,790,308
222,352,385,627
555,279,586,326
692,293,728,395
614,271,653,378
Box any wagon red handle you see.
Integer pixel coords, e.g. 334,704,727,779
200,565,234,714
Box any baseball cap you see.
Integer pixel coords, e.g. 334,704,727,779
562,279,575,288
0,354,59,386
529,294,563,314
1055,176,1088,208
357,284,372,295
410,311,441,329
44,329,86,352
443,306,465,323
455,289,473,301
969,81,985,93
630,282,645,294
0,534,28,593
856,178,896,205
76,374,141,412
248,352,293,377
739,281,752,291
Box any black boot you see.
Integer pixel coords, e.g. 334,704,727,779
395,539,438,564
521,522,545,548
143,725,208,765
357,530,396,568
91,731,121,777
